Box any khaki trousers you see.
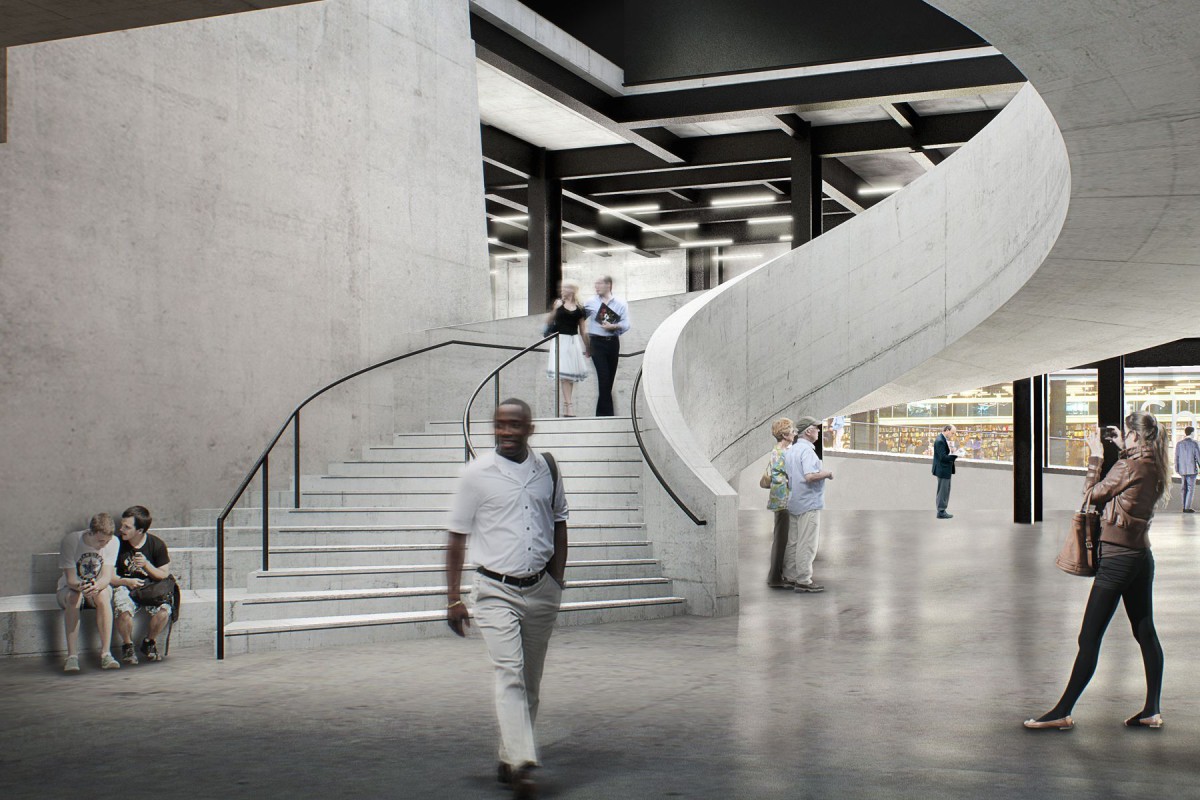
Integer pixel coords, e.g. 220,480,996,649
472,571,563,767
782,510,821,586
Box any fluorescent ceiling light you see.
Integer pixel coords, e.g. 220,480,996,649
859,186,902,196
487,237,501,244
494,251,528,260
710,194,775,207
562,230,597,238
680,239,734,248
584,245,636,254
715,253,763,262
492,214,529,222
601,203,660,215
647,222,699,231
748,215,793,225
779,234,794,242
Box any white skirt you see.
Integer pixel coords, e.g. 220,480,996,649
546,334,589,383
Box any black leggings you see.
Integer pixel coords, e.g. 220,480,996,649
1043,548,1163,720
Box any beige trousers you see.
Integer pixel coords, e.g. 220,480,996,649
472,571,563,767
783,510,821,586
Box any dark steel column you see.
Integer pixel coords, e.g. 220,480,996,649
1013,376,1045,524
686,247,715,291
789,122,817,245
1097,356,1125,476
527,149,562,315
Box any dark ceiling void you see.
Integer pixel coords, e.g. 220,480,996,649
519,0,625,67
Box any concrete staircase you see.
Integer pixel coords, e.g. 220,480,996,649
7,417,685,657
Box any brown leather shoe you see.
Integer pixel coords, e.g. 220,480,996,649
512,763,538,799
1023,716,1074,730
498,762,512,786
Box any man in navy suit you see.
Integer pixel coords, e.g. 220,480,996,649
932,425,958,519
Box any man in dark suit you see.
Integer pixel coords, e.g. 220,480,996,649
932,425,958,519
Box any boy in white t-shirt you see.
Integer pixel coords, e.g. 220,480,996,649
57,513,121,672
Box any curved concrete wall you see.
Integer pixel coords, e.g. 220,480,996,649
639,85,1069,614
856,0,1200,408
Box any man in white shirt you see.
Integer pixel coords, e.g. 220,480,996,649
446,398,568,800
783,416,834,593
583,275,631,416
56,512,122,672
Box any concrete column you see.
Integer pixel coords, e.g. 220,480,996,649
686,247,713,291
1014,376,1045,524
526,149,562,315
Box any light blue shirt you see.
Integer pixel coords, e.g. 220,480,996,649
784,439,825,514
583,294,631,338
1176,437,1200,476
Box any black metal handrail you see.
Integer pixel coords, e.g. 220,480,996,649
214,337,559,659
461,336,647,459
630,368,708,525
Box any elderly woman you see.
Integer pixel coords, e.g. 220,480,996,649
544,280,590,417
760,418,796,588
1024,411,1168,730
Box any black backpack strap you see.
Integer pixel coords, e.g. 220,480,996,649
543,451,560,506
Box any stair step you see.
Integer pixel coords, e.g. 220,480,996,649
361,444,642,462
300,475,640,492
429,417,633,434
395,430,638,448
199,506,645,527
326,460,640,477
247,559,664,590
139,522,648,548
276,489,639,509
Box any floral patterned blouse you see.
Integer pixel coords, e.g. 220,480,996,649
765,442,791,511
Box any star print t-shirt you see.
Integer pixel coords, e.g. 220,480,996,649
57,530,119,590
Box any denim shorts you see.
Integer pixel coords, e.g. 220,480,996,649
112,585,173,617
1094,546,1154,591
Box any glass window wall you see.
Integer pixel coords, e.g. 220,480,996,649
1048,370,1097,468
1124,367,1200,472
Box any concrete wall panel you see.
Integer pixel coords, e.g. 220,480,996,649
0,0,489,594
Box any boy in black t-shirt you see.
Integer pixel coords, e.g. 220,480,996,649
112,506,173,664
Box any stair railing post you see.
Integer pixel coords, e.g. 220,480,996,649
216,516,225,660
293,412,301,509
261,456,270,572
494,374,500,413
554,333,561,417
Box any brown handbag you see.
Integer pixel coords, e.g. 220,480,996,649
1056,491,1100,576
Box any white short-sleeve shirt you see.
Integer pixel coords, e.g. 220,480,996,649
57,530,120,590
447,449,569,577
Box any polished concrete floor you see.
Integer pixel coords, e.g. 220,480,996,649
4,507,1199,799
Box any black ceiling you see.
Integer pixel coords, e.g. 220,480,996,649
520,0,986,85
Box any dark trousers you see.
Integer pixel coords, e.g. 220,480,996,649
591,335,620,416
767,509,789,585
936,477,952,513
1046,549,1163,718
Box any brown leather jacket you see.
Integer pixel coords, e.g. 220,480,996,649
1084,446,1161,549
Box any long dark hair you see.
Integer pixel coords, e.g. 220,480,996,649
1126,411,1171,506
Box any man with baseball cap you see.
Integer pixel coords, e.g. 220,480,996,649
782,416,834,593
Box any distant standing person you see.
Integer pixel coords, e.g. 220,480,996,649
1174,426,1200,512
830,416,846,449
584,275,630,416
933,425,958,519
760,418,796,588
783,416,834,593
544,280,591,417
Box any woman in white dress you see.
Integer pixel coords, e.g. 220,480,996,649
544,280,591,416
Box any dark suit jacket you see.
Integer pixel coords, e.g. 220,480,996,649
932,433,956,478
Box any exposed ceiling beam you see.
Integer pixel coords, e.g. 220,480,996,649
471,15,686,165
611,56,1024,127
883,102,922,130
820,158,872,213
910,148,946,172
482,112,997,190
571,161,793,196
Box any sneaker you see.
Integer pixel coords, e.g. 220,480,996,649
121,642,139,665
937,512,954,519
141,638,161,662
794,582,826,593
63,655,80,673
100,652,121,670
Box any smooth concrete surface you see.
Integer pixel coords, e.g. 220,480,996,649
0,0,490,595
5,506,1199,799
858,0,1200,409
639,84,1069,616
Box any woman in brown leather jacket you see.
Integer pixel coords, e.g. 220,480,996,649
1025,411,1168,731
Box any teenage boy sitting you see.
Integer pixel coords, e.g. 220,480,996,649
57,513,121,672
112,505,174,664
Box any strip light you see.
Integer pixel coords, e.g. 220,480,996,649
600,203,660,215
647,222,700,231
859,186,901,196
715,253,764,262
492,214,529,222
748,215,793,225
710,194,776,207
562,230,597,238
779,234,794,242
584,245,636,254
680,238,733,248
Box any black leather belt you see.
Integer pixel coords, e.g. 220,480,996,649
477,566,546,588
